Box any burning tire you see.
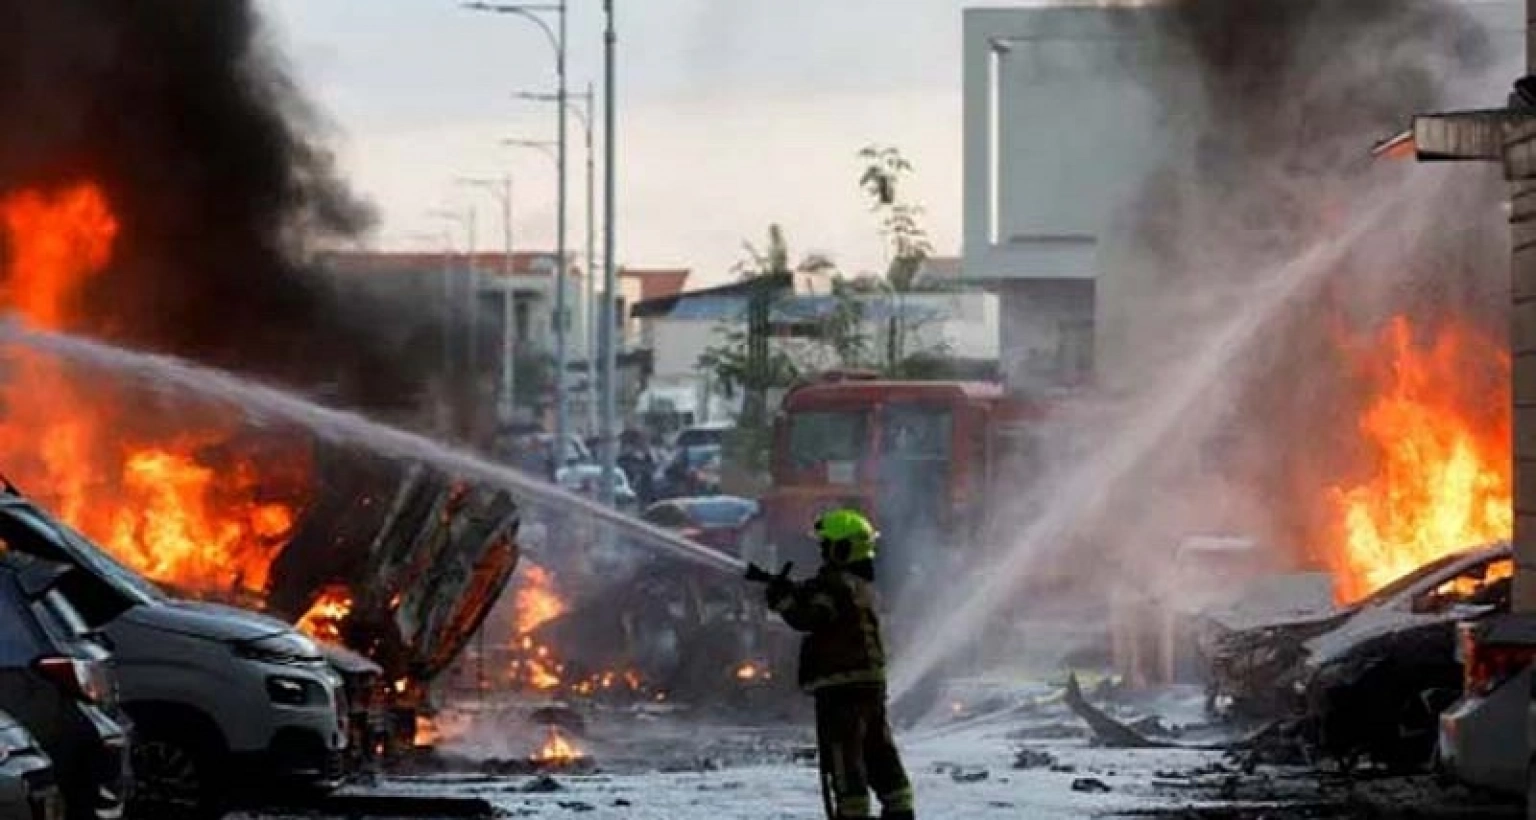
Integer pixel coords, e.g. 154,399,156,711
128,725,225,820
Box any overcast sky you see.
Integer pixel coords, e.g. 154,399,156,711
259,0,974,284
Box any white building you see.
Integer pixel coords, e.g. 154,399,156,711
962,6,1171,389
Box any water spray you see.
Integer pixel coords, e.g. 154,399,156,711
0,323,747,577
888,176,1431,700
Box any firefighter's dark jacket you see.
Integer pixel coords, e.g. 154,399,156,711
766,560,886,692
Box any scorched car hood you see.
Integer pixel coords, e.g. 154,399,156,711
119,599,293,643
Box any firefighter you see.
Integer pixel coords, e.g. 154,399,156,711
761,509,915,820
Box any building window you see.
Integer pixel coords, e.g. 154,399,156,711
515,298,531,344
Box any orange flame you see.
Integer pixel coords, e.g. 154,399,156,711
515,563,565,635
296,587,354,644
0,183,309,596
1327,318,1511,602
734,661,769,682
413,715,442,748
531,727,583,764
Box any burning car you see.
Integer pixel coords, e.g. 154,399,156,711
1204,542,1512,770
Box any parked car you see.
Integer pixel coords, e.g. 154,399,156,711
0,552,129,820
0,491,345,819
639,497,763,556
1204,542,1511,770
0,707,63,820
1430,612,1536,800
556,465,638,511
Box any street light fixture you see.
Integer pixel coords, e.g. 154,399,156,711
464,0,572,465
514,85,599,438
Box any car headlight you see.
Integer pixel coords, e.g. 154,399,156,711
234,631,322,665
266,676,326,706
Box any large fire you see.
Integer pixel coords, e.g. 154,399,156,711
507,563,567,690
515,563,565,635
0,183,308,596
1327,317,1511,602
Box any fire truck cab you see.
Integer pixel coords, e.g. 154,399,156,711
762,373,1049,594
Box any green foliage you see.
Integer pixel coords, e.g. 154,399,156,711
858,145,934,292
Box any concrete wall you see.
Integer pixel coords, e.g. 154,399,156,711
1512,6,1536,609
962,7,1169,281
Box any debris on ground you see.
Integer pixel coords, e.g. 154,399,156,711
949,768,991,784
1012,748,1058,770
521,775,565,793
1063,674,1178,749
1072,777,1113,793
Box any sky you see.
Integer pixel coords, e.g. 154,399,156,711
258,0,977,285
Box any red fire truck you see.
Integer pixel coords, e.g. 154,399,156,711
758,373,1054,592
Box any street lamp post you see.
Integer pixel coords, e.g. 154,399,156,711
501,138,568,431
513,86,597,438
600,0,618,504
465,0,570,463
458,175,517,425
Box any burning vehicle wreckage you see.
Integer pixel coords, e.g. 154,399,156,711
90,441,534,766
228,445,796,763
1066,541,1515,774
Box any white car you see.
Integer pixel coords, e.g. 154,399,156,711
556,465,639,510
0,491,346,819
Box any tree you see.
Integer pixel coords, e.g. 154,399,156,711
859,145,935,292
699,227,881,476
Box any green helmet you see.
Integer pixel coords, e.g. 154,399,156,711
813,509,879,564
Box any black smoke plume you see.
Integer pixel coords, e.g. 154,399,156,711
1098,0,1512,571
0,1,459,422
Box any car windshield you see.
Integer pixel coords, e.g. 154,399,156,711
788,410,868,470
683,498,758,527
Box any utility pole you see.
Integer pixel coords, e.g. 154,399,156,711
600,0,619,504
512,86,597,436
464,0,569,455
583,82,597,440
554,0,570,464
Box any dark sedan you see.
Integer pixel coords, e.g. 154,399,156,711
1204,543,1511,771
640,496,762,556
0,553,130,820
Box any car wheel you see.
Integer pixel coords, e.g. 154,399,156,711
128,729,224,820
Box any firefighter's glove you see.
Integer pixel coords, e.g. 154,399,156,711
764,577,794,610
